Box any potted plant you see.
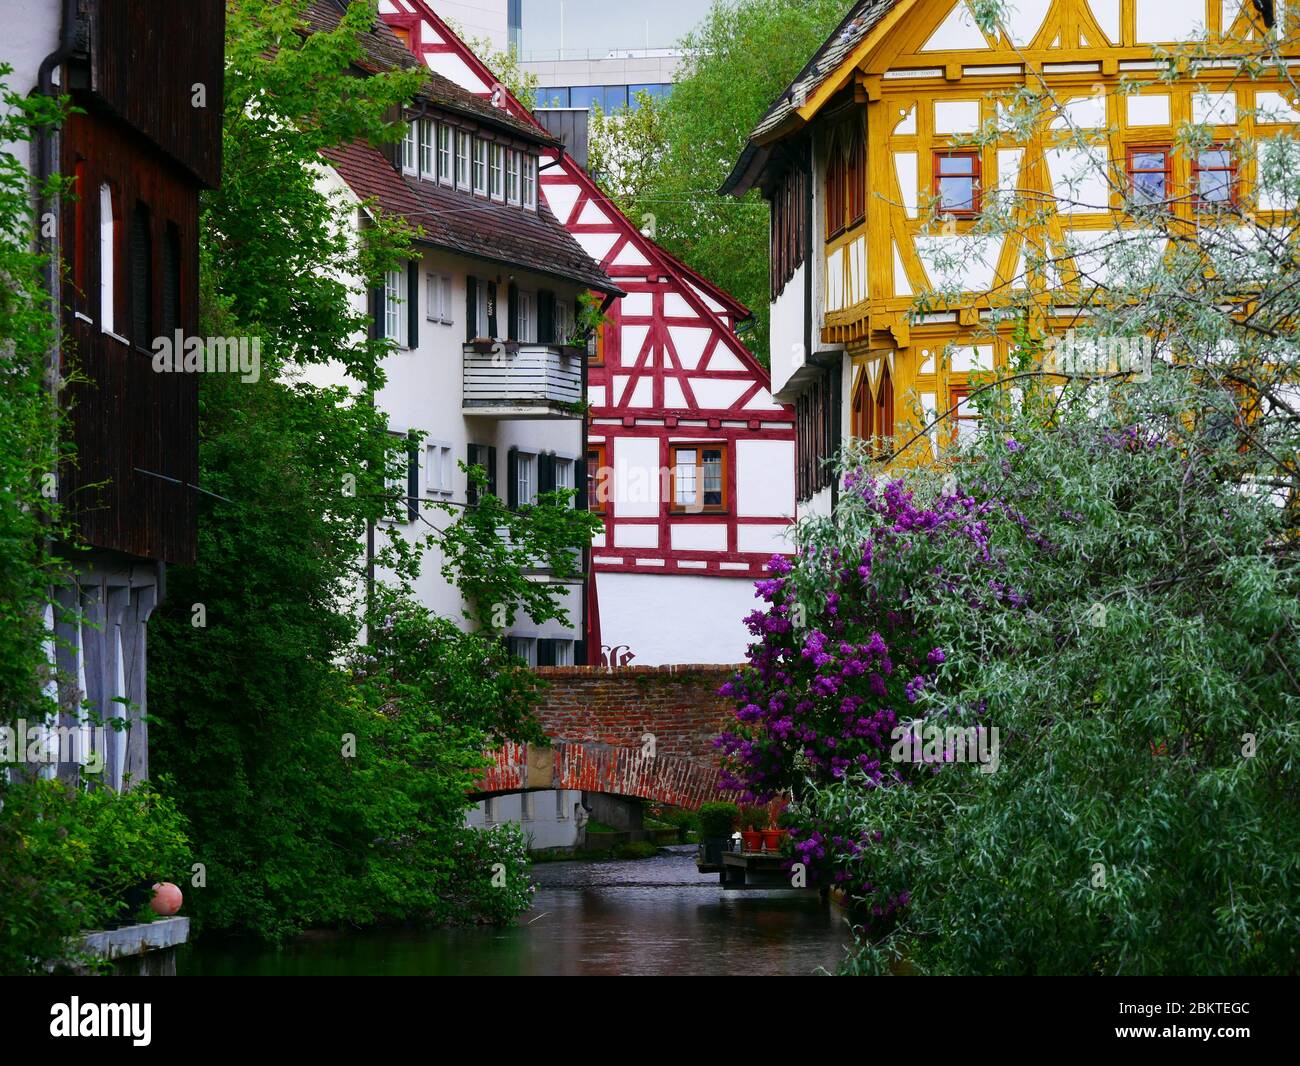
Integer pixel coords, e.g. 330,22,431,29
740,806,766,853
763,808,795,853
697,801,740,866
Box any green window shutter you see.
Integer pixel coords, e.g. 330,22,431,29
538,453,555,501
575,453,588,512
537,639,556,667
406,435,419,522
466,443,479,506
507,283,519,341
487,446,498,498
506,448,519,510
466,275,477,342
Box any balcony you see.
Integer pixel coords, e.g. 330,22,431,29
463,342,584,419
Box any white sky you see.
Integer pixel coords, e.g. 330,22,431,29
520,0,708,55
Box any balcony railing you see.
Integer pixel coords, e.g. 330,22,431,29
463,342,584,419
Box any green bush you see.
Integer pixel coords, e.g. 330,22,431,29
0,779,193,975
697,801,739,838
741,805,769,831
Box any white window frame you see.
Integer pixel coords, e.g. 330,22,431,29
425,441,454,496
552,640,574,666
99,183,116,336
437,124,452,186
456,131,472,190
425,272,454,325
517,290,536,343
555,299,572,343
384,268,404,345
516,452,537,507
508,635,537,666
475,276,490,338
490,143,505,200
553,457,575,507
419,118,435,178
402,120,418,175
473,138,489,195
506,150,521,204
522,154,537,210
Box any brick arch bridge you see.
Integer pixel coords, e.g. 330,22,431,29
474,665,739,810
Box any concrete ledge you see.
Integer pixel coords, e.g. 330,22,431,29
80,917,190,962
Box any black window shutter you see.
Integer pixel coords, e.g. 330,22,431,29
538,290,556,344
487,280,498,339
507,283,519,341
161,224,180,337
487,446,498,498
575,453,588,512
506,448,519,510
406,435,419,522
131,204,151,347
407,261,419,349
466,444,479,506
538,453,555,500
466,275,477,342
575,638,587,666
537,639,556,667
374,284,386,340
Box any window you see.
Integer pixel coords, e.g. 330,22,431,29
591,324,605,366
825,126,864,239
933,151,982,217
484,796,498,824
771,164,808,300
437,124,452,185
98,182,118,336
1193,146,1237,208
553,458,575,507
539,87,570,108
473,138,489,195
490,144,505,200
130,202,152,348
949,386,980,445
571,86,602,111
796,368,836,501
402,120,418,174
522,154,537,210
425,443,453,496
456,131,471,190
467,443,497,503
520,791,534,821
385,431,417,523
515,451,537,507
508,636,537,666
555,791,568,819
383,269,404,344
555,299,572,343
420,119,435,178
587,444,608,512
1126,146,1171,207
671,444,727,513
506,150,521,204
161,223,181,337
517,290,536,342
425,272,453,324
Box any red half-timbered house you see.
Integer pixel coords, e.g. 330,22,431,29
381,0,796,666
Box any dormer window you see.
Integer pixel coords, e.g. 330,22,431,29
490,143,505,200
522,154,537,210
506,150,521,204
402,121,418,175
473,138,488,195
437,124,452,186
419,119,435,178
455,130,471,190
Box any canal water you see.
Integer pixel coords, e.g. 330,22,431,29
178,846,855,976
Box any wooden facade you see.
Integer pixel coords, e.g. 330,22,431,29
55,0,223,565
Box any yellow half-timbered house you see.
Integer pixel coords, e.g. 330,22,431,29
723,0,1300,516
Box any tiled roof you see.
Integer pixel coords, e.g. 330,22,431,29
721,0,898,195
321,140,621,295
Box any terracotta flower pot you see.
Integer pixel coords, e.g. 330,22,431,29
741,830,764,853
762,829,785,852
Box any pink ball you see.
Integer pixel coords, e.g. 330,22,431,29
150,882,183,916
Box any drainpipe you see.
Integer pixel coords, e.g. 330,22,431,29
34,0,78,391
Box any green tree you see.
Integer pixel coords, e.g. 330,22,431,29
587,0,850,360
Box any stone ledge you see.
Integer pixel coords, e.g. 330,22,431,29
535,664,742,678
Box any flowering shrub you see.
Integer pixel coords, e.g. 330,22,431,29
718,474,1029,907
